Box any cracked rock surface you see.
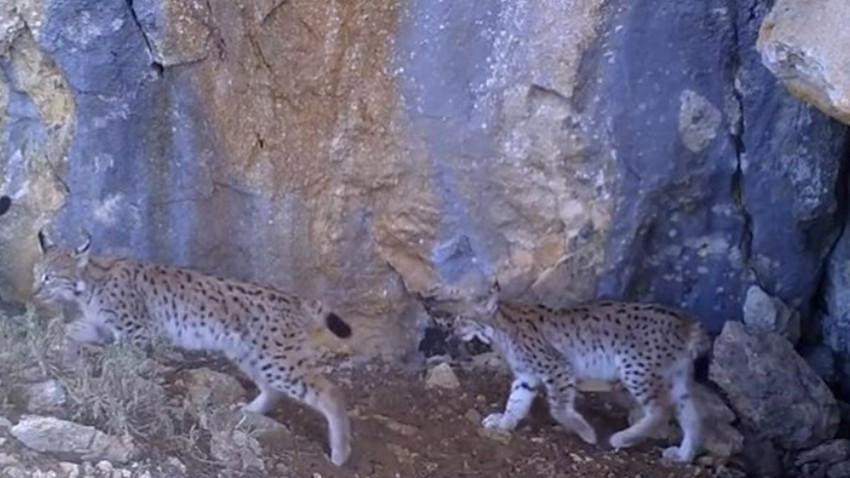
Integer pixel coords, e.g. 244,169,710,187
0,1,848,375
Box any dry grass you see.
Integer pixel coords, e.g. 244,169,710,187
0,303,264,475
0,304,193,441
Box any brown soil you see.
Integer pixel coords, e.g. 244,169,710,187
197,360,718,478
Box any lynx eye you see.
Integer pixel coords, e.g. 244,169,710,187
42,274,51,283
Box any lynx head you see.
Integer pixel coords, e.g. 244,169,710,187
418,280,502,343
32,230,92,303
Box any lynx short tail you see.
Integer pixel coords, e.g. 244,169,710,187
0,195,10,216
325,312,352,339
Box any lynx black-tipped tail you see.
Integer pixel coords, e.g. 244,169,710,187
0,196,10,216
325,312,352,339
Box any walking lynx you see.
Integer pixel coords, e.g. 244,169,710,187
430,281,711,464
32,231,353,465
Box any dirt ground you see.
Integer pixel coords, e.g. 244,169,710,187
184,358,721,478
0,307,734,478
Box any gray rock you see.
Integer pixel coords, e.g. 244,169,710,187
425,363,460,390
710,321,840,450
742,285,801,344
796,439,850,467
828,460,850,478
17,379,67,413
622,382,742,459
10,415,137,464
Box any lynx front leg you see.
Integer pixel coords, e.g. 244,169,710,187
64,320,112,362
545,366,597,445
482,375,540,432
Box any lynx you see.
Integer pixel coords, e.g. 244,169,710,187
430,281,711,464
32,231,354,466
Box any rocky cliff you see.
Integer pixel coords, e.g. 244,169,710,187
1,0,849,375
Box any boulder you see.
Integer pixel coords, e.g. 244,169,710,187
758,0,850,125
710,322,840,450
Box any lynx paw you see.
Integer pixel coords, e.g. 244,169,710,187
575,426,597,445
330,442,352,466
609,431,636,450
662,446,695,464
482,413,514,431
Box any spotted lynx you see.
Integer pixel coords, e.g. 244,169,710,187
431,281,711,464
32,232,354,466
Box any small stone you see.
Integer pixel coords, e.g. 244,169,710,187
178,368,246,409
464,408,482,424
425,363,460,390
468,352,504,369
387,443,417,464
477,427,511,444
59,462,80,478
370,414,418,436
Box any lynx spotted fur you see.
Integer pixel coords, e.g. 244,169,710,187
32,232,353,466
433,282,711,464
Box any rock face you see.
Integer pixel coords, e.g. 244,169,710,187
821,222,850,397
710,322,840,450
1,0,849,360
757,0,850,125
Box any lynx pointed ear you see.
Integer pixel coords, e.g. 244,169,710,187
75,229,92,255
491,280,501,294
476,282,500,315
37,230,55,254
74,229,92,268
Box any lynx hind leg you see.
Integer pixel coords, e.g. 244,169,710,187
545,365,597,445
662,362,702,463
610,365,669,450
243,355,352,467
